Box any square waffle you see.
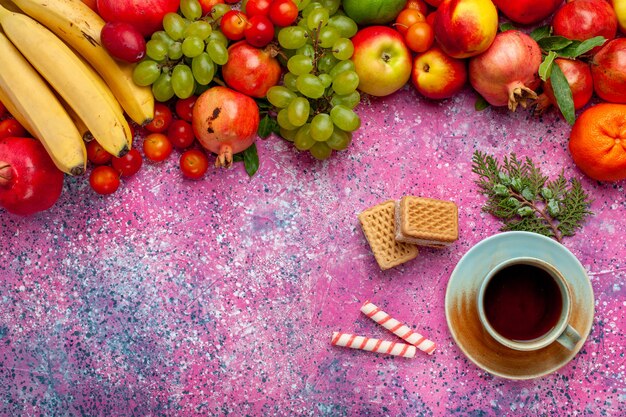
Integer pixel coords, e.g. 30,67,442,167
394,196,458,247
359,200,419,270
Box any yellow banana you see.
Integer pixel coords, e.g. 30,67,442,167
0,84,36,136
11,0,154,125
0,5,130,157
0,0,20,12
0,31,86,175
58,95,92,142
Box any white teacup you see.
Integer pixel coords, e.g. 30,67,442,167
477,257,581,351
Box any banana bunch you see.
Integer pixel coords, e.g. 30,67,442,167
0,0,155,175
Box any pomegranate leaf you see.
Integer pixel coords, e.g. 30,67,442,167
499,22,516,32
258,114,280,139
233,143,259,177
557,36,606,58
548,64,576,125
537,36,573,52
538,51,558,82
474,95,489,111
530,25,552,42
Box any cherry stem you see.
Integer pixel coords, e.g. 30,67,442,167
0,161,12,187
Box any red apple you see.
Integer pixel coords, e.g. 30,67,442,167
433,0,499,59
351,26,413,97
552,0,618,54
591,38,626,103
411,47,467,100
96,0,180,37
492,0,562,25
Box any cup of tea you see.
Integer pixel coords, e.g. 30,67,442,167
477,257,581,351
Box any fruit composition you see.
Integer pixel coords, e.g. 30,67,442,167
1,0,626,215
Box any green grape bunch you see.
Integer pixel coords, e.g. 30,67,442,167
132,0,232,102
267,0,362,160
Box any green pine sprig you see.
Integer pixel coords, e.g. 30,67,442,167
471,151,593,242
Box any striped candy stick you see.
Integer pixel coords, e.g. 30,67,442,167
330,332,417,358
360,300,437,355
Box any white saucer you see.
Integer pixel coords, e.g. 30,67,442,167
445,231,594,380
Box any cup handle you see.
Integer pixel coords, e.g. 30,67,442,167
556,324,581,350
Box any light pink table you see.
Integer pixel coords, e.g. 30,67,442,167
1,86,624,415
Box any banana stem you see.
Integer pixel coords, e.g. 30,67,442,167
0,161,12,186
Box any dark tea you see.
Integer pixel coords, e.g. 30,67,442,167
483,263,563,341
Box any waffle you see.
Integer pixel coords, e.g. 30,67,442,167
394,196,458,247
359,200,419,270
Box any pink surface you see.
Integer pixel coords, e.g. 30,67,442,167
1,86,625,415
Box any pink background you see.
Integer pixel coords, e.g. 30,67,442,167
1,85,625,415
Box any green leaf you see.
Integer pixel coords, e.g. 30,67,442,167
539,51,557,81
257,114,279,139
474,95,490,111
550,63,576,125
499,22,516,32
537,36,573,52
557,36,606,58
530,25,552,41
242,143,259,177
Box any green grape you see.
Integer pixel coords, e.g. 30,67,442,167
185,20,212,39
163,12,187,41
277,109,298,130
307,8,329,30
318,26,340,48
294,124,315,150
309,141,332,160
283,72,299,91
267,86,297,108
180,0,203,20
182,36,205,58
326,128,352,151
332,70,359,95
301,2,323,19
332,38,354,60
328,15,358,38
168,42,183,60
329,60,355,78
171,65,195,99
191,53,215,85
145,39,168,61
310,113,333,142
279,127,298,142
207,31,228,46
318,73,333,88
287,55,314,76
278,26,308,49
132,60,161,86
319,0,341,15
293,0,312,10
330,90,361,109
330,104,361,132
206,41,228,65
151,31,175,45
211,4,231,20
152,72,175,102
296,74,325,99
287,97,310,127
317,54,338,73
296,44,315,58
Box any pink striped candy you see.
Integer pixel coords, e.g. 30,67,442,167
360,300,436,355
331,331,417,358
